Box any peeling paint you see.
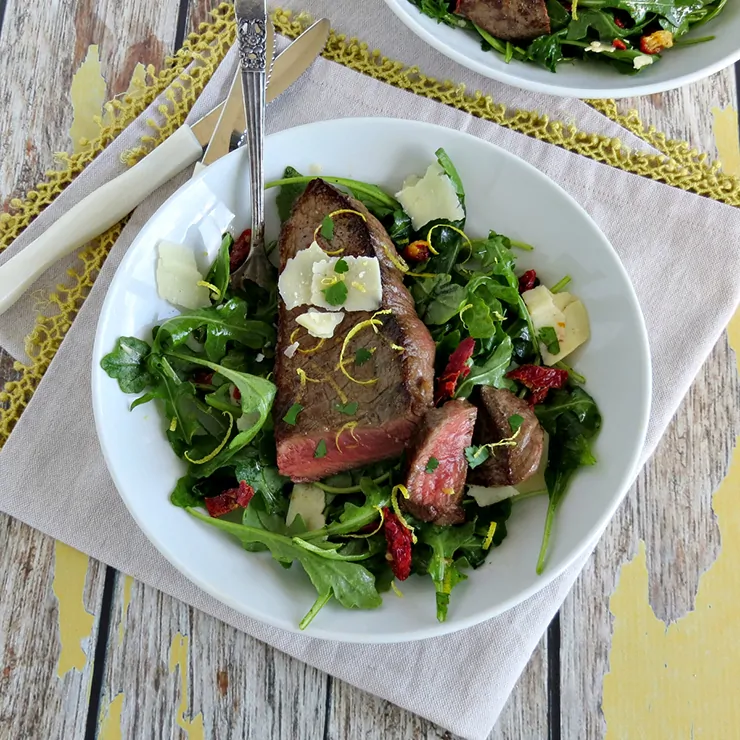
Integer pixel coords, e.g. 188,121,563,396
712,107,740,177
69,45,107,154
169,633,205,739
52,542,94,677
98,692,125,740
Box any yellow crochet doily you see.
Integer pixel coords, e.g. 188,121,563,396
0,3,738,446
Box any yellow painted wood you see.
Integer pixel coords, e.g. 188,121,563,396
603,106,740,740
169,633,205,739
69,45,107,154
52,542,95,677
98,693,125,740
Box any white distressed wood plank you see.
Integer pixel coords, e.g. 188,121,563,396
96,572,329,739
561,66,740,740
0,0,180,204
0,517,107,739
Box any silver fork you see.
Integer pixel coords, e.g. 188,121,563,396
231,0,273,290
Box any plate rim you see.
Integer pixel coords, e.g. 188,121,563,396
92,116,652,642
382,0,740,99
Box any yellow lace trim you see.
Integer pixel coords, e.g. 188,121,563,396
1,2,738,446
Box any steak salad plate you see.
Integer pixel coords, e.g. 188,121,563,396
92,118,651,642
384,0,740,98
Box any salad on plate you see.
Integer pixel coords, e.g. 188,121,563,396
409,0,727,73
101,149,601,629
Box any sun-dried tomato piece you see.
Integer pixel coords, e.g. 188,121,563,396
518,269,537,294
507,364,568,406
382,508,413,581
612,39,627,50
614,15,626,27
404,240,431,263
193,371,214,386
232,386,242,402
230,228,252,271
640,30,673,54
205,480,255,517
435,337,475,405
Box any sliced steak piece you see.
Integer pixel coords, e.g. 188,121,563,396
456,0,550,41
274,179,436,481
467,387,544,487
402,400,478,526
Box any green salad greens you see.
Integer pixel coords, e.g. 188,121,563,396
102,148,601,629
409,0,726,73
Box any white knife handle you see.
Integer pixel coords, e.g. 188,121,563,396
0,125,204,316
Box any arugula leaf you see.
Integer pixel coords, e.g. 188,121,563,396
276,166,307,222
566,8,649,40
152,297,275,362
283,403,303,425
321,215,334,240
233,452,289,516
425,457,439,473
101,336,154,393
205,233,233,302
314,439,328,458
546,0,571,29
527,30,568,72
435,147,465,207
335,401,359,416
408,0,465,26
534,387,602,574
418,522,477,622
455,336,513,399
411,274,466,325
386,209,414,249
322,281,348,306
355,348,373,366
188,508,383,614
538,326,561,355
170,475,202,508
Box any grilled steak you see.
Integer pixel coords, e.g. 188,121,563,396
403,400,478,526
467,387,544,487
456,0,550,41
274,179,435,481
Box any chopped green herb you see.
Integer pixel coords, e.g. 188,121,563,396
425,456,439,473
508,414,524,434
322,281,348,306
283,403,303,425
334,258,349,274
355,348,373,366
550,275,571,294
335,401,359,416
464,445,490,469
314,439,327,458
320,215,334,240
538,326,561,355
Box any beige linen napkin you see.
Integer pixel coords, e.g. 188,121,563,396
2,53,740,740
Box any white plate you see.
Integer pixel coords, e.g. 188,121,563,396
384,0,740,98
92,118,651,642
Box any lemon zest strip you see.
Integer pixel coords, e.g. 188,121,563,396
313,208,368,244
169,418,177,432
196,280,221,299
184,412,233,464
296,368,321,388
482,521,498,551
391,581,404,598
425,223,472,257
335,421,359,452
343,507,385,539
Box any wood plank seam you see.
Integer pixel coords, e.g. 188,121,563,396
322,674,332,740
547,614,560,740
0,0,7,40
83,567,117,740
175,0,192,51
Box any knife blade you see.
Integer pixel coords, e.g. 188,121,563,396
0,19,329,316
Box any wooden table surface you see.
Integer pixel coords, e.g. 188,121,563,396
2,2,740,738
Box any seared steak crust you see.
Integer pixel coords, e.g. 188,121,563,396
274,179,435,481
467,387,544,487
403,400,478,526
456,0,551,41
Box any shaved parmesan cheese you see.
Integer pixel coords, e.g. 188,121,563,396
296,309,345,339
156,240,210,309
586,41,615,54
633,54,654,70
311,255,383,312
523,285,567,343
468,484,519,507
287,483,326,531
278,240,328,309
395,162,465,231
284,342,300,358
551,291,576,312
541,300,590,365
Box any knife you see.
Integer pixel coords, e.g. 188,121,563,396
0,19,329,316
